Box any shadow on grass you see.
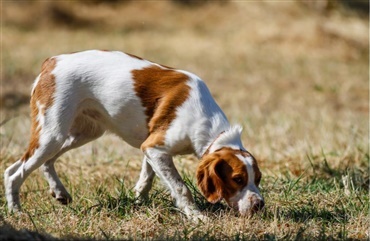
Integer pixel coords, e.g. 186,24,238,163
0,219,365,241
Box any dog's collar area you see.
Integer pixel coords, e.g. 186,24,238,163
201,131,226,158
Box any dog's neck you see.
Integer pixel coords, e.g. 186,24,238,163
196,125,245,159
201,131,225,157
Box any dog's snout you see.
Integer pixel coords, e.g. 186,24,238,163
252,199,265,213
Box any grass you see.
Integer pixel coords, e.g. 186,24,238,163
1,1,369,240
0,167,367,240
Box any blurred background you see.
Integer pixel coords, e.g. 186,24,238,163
2,0,368,112
1,0,369,174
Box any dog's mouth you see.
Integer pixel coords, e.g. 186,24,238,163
226,197,265,216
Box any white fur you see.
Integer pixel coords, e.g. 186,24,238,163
4,50,260,221
230,154,263,215
207,125,244,155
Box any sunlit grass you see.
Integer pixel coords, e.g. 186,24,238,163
0,162,367,240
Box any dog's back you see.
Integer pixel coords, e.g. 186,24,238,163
31,50,225,152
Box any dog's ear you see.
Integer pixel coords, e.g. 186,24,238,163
196,155,228,204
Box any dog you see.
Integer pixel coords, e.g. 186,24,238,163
4,50,264,221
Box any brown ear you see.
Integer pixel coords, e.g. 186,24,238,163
196,156,226,204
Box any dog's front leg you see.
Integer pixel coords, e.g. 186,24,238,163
134,156,155,201
143,148,207,222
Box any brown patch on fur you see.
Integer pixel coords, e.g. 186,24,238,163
196,148,249,204
215,147,262,186
21,58,57,161
132,65,190,150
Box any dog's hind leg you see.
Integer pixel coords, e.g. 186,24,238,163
4,100,76,212
4,130,68,212
40,113,105,205
40,155,71,205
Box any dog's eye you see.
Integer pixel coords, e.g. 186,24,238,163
232,176,244,185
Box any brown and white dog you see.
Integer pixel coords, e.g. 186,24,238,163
4,50,264,221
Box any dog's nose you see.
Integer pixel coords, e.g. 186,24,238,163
252,199,265,213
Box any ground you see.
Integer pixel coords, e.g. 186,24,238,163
0,1,368,240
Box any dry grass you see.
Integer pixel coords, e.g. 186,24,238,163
1,1,369,240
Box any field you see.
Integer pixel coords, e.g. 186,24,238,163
1,1,369,240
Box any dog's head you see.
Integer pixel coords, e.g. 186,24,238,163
196,129,264,215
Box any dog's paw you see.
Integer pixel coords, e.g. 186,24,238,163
191,213,209,223
185,208,209,223
7,203,22,214
51,191,72,205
